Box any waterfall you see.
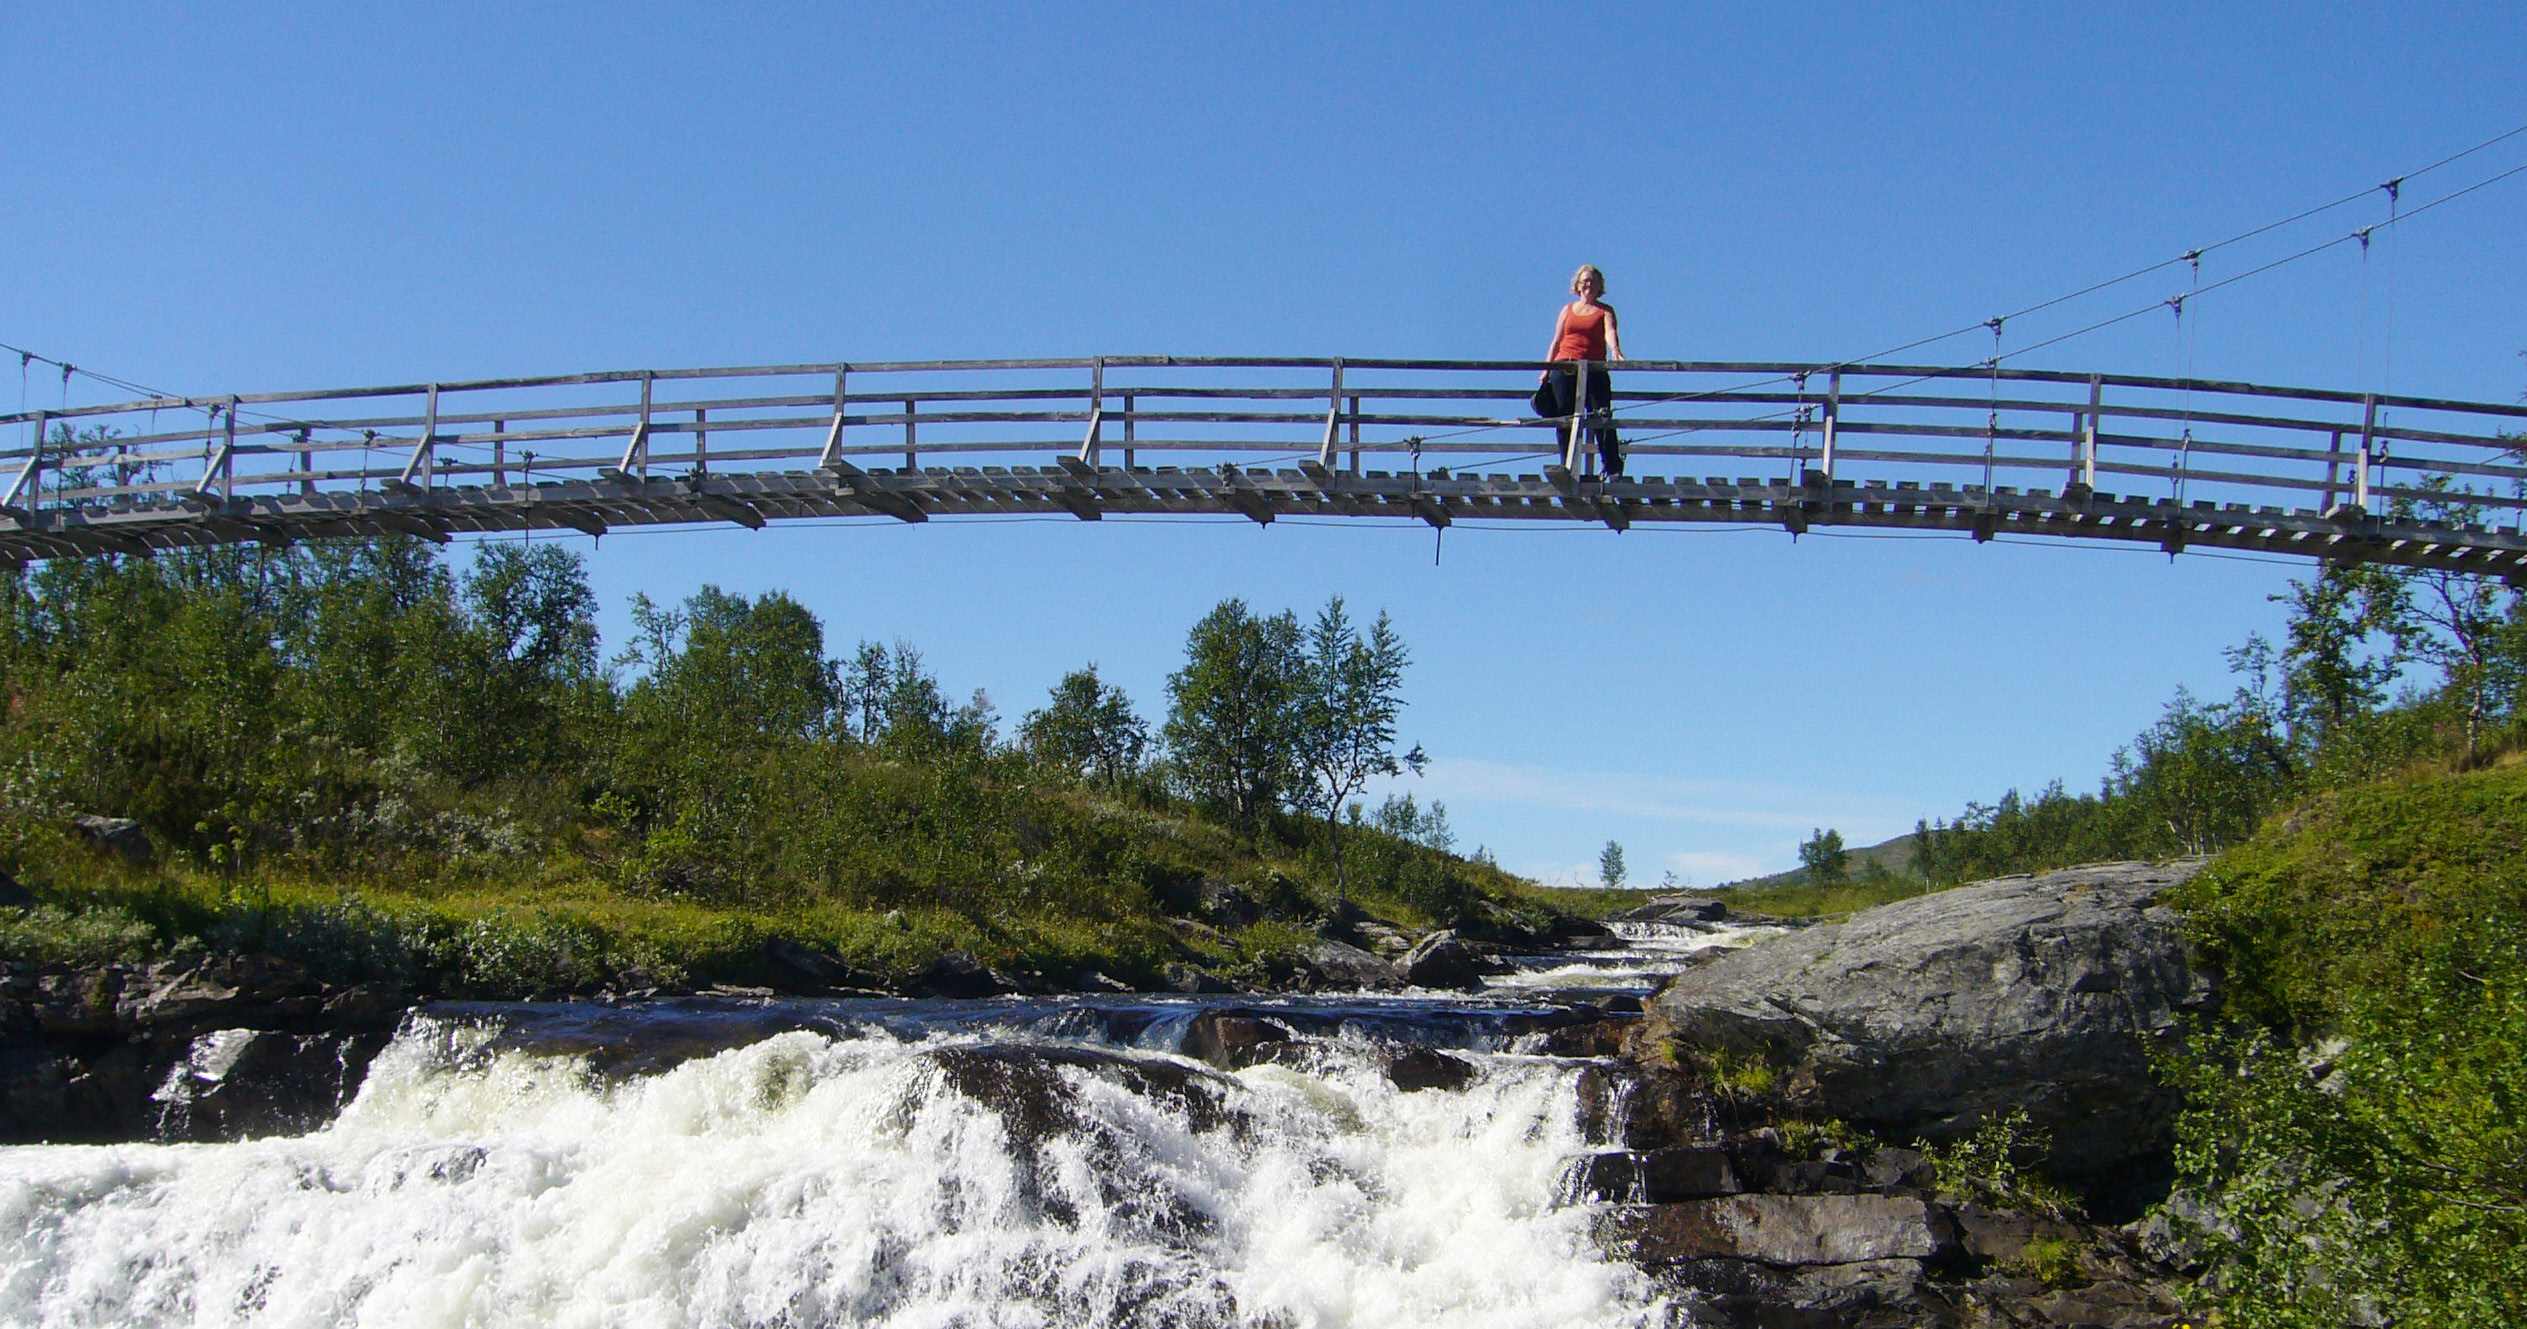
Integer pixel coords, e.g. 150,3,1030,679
0,1012,1670,1328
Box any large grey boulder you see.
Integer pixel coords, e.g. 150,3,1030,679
1297,938,1401,990
1637,861,2213,1180
1399,929,1493,989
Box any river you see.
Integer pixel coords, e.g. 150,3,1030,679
0,921,1775,1328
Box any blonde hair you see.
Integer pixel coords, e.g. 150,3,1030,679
1571,265,1606,295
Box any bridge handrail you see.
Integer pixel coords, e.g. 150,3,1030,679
7,357,2527,431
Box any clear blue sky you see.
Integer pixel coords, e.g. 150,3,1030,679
8,4,2523,883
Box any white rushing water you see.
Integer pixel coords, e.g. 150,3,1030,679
0,1017,1671,1328
1478,921,1780,995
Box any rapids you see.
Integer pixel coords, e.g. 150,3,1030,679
0,925,1775,1328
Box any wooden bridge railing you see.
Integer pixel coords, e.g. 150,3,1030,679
5,357,2526,575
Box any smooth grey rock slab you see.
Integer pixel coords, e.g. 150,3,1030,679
1603,1194,1954,1266
1640,860,2214,1179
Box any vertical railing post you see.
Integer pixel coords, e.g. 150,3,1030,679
1122,391,1135,471
1317,360,1344,468
693,407,708,476
904,398,917,471
2353,393,2376,511
222,396,239,500
637,373,654,479
2082,374,2102,490
1564,361,1589,474
1347,392,1361,474
817,366,849,469
397,386,439,489
297,429,315,497
491,419,506,488
1819,370,1840,483
2321,429,2342,512
1080,358,1103,467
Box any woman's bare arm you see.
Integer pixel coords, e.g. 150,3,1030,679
1543,303,1571,376
1603,304,1624,360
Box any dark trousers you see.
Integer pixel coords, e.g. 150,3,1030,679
1539,363,1622,475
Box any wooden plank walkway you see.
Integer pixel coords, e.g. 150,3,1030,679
6,357,2525,577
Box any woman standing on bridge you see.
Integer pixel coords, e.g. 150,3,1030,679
1539,264,1625,476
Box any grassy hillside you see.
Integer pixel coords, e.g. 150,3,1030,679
0,543,1582,995
2160,758,2527,1327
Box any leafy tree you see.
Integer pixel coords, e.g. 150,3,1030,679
1020,666,1148,785
1797,828,1847,883
1373,793,1454,853
842,640,893,742
1599,839,1628,888
626,586,838,744
2111,688,2296,856
1288,597,1423,895
2273,563,2402,746
438,543,604,785
1162,598,1305,823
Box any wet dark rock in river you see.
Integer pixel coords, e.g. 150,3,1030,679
1295,938,1401,990
1635,860,2213,1194
1162,962,1237,994
1398,929,1496,989
152,1028,391,1141
902,949,1019,999
929,1042,1244,1142
1382,1046,1477,1092
761,936,888,994
1180,1009,1292,1070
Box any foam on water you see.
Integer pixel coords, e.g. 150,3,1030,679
0,1017,1669,1328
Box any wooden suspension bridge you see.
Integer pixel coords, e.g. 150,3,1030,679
5,356,2527,577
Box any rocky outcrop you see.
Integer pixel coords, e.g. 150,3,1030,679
69,814,154,866
1605,1194,1957,1265
901,949,1020,999
1295,938,1401,990
1634,861,2213,1188
0,953,405,1143
1398,929,1497,989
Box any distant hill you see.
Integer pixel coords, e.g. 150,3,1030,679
1636,832,1932,919
1716,831,1920,892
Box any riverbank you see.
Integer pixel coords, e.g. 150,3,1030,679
0,864,2200,1327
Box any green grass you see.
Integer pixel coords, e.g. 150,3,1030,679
0,789,1573,996
2158,756,2527,1327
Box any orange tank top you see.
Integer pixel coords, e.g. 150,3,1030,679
1551,302,1610,361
